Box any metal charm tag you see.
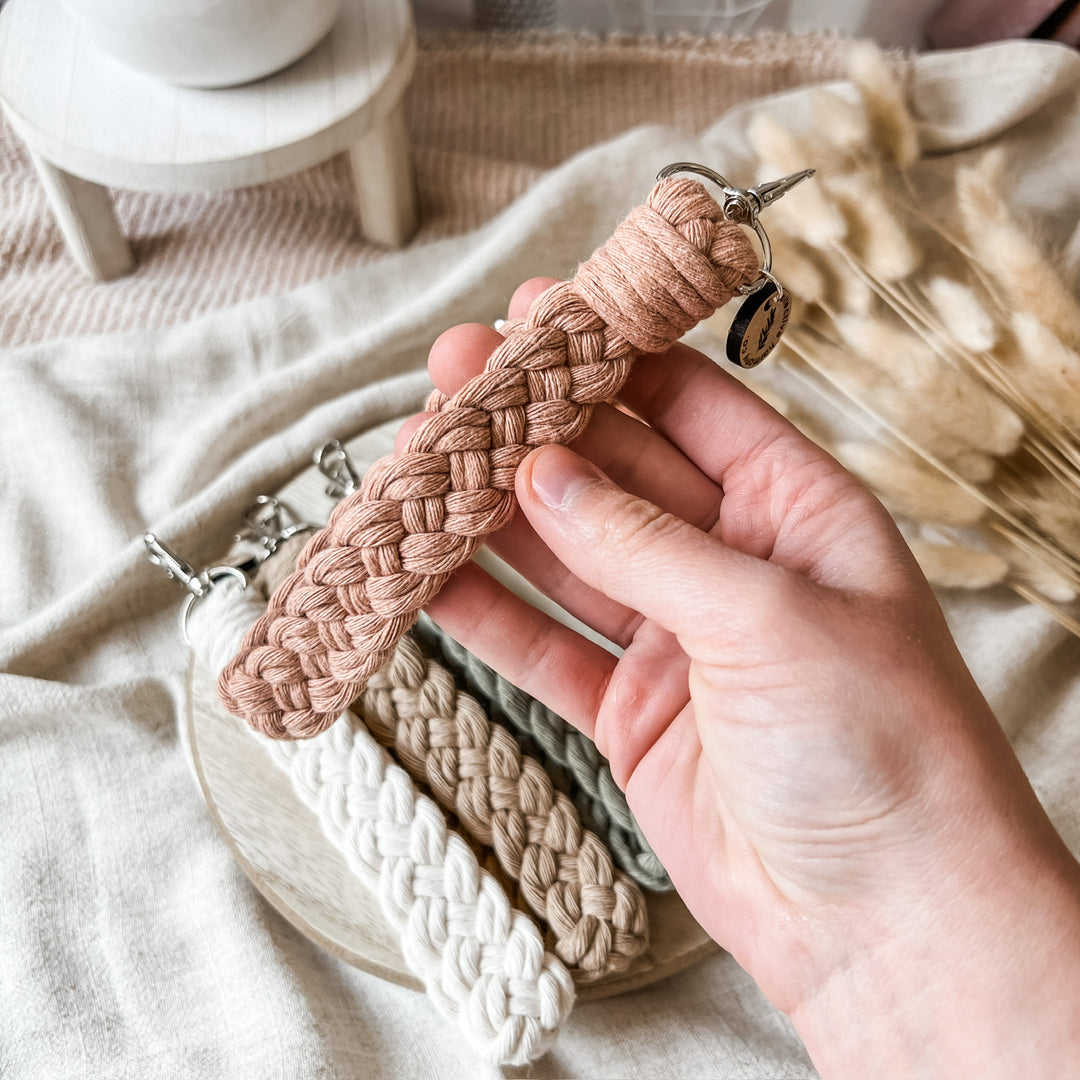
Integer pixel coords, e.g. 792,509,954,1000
726,279,790,369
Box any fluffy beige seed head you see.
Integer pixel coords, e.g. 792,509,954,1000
926,277,998,353
762,176,848,251
909,540,1009,589
957,150,1080,348
826,173,920,282
1006,547,1079,604
846,41,919,169
834,313,1024,458
1009,312,1080,425
747,112,814,177
836,442,986,526
770,234,828,305
810,87,871,163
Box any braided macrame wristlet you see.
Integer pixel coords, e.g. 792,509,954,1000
414,613,672,892
219,176,759,739
187,577,576,1066
360,632,649,982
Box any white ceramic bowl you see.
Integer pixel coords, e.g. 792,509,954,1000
61,0,344,88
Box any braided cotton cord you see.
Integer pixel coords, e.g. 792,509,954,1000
187,580,575,1066
265,528,649,972
220,177,759,739
360,631,649,983
414,614,672,893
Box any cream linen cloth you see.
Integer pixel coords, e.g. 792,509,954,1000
3,41,1080,1079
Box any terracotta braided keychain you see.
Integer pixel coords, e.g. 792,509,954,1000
220,163,814,739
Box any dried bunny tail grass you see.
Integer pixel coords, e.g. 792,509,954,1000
832,313,1024,459
909,540,1009,589
826,174,920,282
810,87,871,163
1003,544,1079,604
835,441,986,526
956,149,1080,348
783,334,1006,487
925,277,998,353
822,257,875,315
750,135,847,251
747,112,815,177
833,312,939,386
769,234,828,305
846,41,919,169
1009,312,1080,425
946,449,998,485
998,466,1080,562
761,176,847,250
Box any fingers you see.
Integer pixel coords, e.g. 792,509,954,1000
482,402,723,646
418,305,733,643
508,277,560,319
517,444,768,647
423,275,558,394
618,342,809,486
424,319,725,534
423,560,616,740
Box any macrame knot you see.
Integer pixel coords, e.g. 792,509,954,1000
219,176,759,739
574,177,759,352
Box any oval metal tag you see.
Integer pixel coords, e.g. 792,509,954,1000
725,281,790,369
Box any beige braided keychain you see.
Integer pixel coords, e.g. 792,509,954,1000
220,163,813,739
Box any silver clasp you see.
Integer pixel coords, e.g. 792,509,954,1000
236,495,315,549
144,532,247,643
656,162,815,295
315,439,361,499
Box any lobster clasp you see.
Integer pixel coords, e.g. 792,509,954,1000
144,532,247,643
656,162,815,294
315,439,361,499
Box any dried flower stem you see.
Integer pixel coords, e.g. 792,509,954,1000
782,335,1080,587
1007,582,1080,637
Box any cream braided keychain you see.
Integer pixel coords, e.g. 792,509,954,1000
220,165,813,740
184,573,576,1067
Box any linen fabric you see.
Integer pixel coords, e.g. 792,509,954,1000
2,38,1080,1080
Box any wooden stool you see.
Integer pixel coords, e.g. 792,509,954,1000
0,0,418,281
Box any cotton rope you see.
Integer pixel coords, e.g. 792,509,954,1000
360,632,649,982
219,176,759,739
186,577,576,1067
414,613,672,893
263,535,650,980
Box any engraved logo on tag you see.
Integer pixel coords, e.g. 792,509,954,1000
725,281,791,369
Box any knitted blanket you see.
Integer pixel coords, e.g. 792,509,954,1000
0,31,855,345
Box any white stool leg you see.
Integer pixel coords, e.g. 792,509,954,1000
347,102,418,248
28,149,135,281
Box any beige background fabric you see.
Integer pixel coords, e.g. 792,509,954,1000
0,31,861,346
2,38,1080,1079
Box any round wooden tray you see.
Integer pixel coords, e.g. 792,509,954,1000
185,423,717,999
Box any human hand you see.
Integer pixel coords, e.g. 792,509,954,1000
403,278,1080,1076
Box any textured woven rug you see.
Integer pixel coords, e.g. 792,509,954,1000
0,30,858,345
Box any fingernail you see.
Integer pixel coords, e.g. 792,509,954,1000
527,445,603,509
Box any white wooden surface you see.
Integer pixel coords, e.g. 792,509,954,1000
186,424,717,1001
0,0,418,276
26,148,134,280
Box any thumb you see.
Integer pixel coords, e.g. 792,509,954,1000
517,444,769,642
